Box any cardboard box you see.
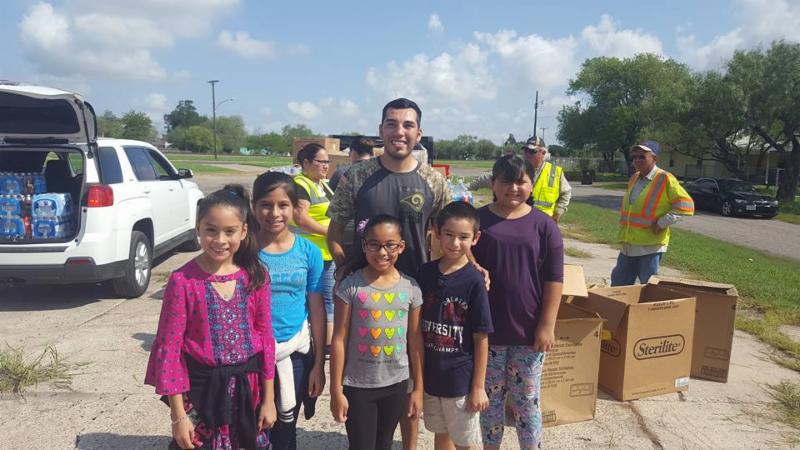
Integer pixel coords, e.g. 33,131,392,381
650,277,737,382
572,284,696,401
292,137,341,162
541,302,604,427
503,265,602,427
328,152,351,180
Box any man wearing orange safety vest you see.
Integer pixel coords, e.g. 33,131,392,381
611,140,694,286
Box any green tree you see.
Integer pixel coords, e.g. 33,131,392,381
557,54,692,167
97,110,124,138
120,111,156,142
164,100,206,133
215,115,247,153
663,71,767,180
186,126,214,153
280,124,316,150
728,41,800,201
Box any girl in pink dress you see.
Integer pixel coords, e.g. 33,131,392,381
146,184,276,450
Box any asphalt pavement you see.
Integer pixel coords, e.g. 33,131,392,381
570,184,800,261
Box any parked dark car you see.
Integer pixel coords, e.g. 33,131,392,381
684,178,778,218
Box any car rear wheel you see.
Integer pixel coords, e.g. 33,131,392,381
112,231,151,298
721,200,734,217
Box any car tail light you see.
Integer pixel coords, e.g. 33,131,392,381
87,185,114,207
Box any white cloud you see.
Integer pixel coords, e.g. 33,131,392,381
366,43,496,104
677,30,744,70
428,13,444,33
475,30,578,92
676,0,800,71
134,93,170,131
18,1,238,81
216,31,276,60
287,101,322,120
738,0,800,42
581,14,663,58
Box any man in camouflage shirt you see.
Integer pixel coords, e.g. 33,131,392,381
327,97,451,278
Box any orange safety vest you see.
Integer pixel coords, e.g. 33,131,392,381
618,169,694,246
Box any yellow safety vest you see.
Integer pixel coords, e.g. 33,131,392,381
531,161,562,216
618,169,695,247
292,173,333,261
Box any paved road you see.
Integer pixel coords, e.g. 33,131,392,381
570,184,800,261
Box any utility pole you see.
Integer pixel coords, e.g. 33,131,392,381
532,90,539,139
208,79,219,160
540,127,547,143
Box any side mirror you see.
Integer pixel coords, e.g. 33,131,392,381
177,168,194,179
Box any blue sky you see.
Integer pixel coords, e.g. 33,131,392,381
2,0,797,144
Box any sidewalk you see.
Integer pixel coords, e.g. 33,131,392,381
0,238,798,449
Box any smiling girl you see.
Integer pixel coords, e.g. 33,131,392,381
329,215,425,450
251,172,326,450
146,184,275,450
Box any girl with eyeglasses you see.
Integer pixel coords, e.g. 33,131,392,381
329,214,425,450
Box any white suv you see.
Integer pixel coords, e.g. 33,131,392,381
0,82,204,297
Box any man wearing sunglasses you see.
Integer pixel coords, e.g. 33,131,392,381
520,136,571,222
611,140,694,286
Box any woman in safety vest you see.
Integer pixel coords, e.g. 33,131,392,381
293,143,336,347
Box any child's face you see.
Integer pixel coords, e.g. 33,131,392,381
197,205,247,264
362,223,405,273
435,218,479,261
492,173,533,210
254,187,294,235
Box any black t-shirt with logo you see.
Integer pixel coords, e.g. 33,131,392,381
328,158,450,277
417,261,493,397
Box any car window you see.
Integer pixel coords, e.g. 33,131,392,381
145,150,176,181
97,146,123,184
68,152,84,176
124,147,158,181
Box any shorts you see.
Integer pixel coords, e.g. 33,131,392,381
423,393,482,447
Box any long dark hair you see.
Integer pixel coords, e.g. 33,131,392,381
196,184,267,292
345,214,403,273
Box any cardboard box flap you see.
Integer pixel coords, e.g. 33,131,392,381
558,302,602,321
563,265,589,298
638,284,698,305
650,276,738,296
572,291,630,332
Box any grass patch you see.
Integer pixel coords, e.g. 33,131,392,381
438,159,494,170
777,213,800,225
172,162,238,174
165,153,291,164
565,246,593,258
563,200,800,368
0,344,87,394
767,381,800,430
595,182,628,191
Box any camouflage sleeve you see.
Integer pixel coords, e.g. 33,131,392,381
327,168,355,225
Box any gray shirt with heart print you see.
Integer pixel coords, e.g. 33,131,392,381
336,268,423,388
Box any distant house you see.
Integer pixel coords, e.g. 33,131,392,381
659,147,783,183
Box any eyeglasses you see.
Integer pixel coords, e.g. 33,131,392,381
524,148,544,155
364,241,401,253
313,159,331,165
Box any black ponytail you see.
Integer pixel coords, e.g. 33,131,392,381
197,184,268,293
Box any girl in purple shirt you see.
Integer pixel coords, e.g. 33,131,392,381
146,185,276,450
471,156,564,450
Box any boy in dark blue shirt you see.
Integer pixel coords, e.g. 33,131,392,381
417,202,493,450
